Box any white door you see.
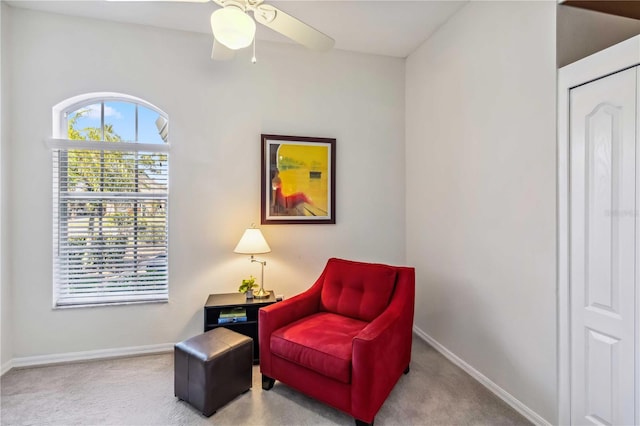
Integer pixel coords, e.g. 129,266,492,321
570,67,637,425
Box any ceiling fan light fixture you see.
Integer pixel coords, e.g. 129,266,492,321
211,6,256,50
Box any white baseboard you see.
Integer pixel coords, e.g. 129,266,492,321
6,343,174,372
412,325,550,426
1,359,13,376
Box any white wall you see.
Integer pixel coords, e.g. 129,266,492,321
406,1,556,423
1,2,12,374
6,7,405,358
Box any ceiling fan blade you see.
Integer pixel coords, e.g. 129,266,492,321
253,4,334,52
211,37,236,61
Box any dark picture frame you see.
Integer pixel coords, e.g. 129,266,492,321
261,134,336,225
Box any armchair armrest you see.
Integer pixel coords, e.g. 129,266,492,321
351,267,415,423
259,277,323,375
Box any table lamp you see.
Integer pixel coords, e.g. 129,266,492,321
234,225,271,299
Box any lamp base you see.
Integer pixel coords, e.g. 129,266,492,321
253,287,270,299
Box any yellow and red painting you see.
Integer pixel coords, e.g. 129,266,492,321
262,135,335,224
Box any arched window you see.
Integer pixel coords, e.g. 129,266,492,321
50,93,169,307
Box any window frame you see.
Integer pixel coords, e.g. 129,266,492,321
50,93,170,308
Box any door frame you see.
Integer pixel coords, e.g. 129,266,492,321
558,35,640,426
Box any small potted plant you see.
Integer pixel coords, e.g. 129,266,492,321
238,275,257,299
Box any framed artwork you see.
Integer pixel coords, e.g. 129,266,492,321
261,134,336,224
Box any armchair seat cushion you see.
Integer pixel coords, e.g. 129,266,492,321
270,312,368,384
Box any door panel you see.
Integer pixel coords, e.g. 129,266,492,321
570,67,636,425
586,103,619,316
585,328,619,425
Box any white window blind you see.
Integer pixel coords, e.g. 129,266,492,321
52,97,169,307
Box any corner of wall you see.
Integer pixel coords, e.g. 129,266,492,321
1,0,14,374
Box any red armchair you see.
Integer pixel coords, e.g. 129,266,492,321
259,258,415,426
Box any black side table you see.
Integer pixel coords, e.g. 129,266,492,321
204,291,276,363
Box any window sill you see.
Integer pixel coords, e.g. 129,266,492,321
53,299,169,310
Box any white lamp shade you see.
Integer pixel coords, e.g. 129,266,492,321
210,7,256,50
234,228,271,254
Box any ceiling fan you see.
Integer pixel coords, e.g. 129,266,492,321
109,0,335,61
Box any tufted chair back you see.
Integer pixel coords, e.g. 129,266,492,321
319,258,398,322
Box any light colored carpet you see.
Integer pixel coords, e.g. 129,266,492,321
1,336,530,425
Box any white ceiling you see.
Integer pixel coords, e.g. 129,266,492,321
5,0,468,58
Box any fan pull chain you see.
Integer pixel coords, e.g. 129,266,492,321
251,38,257,64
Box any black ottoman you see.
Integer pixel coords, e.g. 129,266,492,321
174,327,253,416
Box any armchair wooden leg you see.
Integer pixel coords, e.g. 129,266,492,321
262,374,275,390
355,419,373,426
404,365,410,374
